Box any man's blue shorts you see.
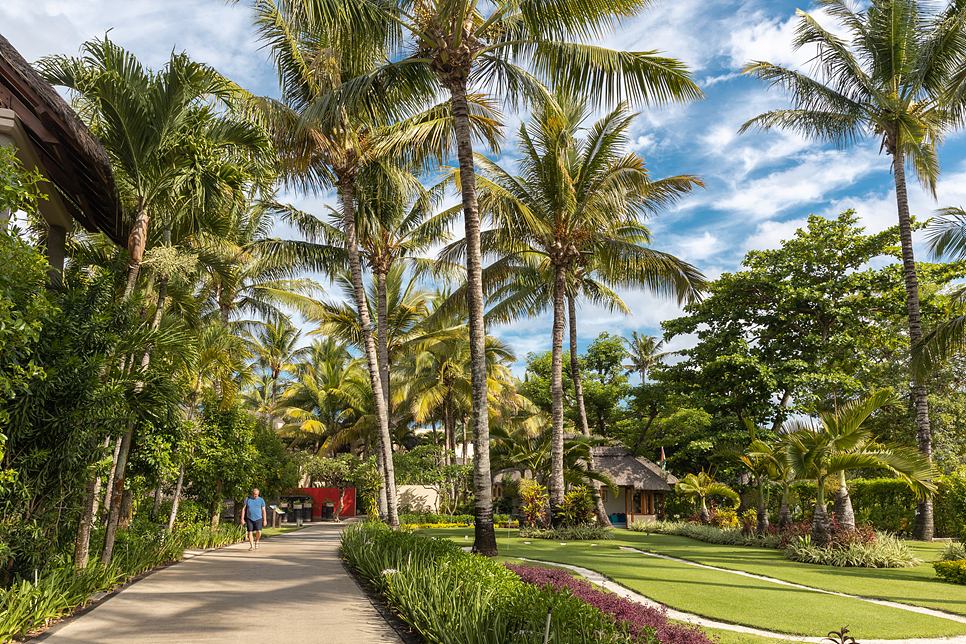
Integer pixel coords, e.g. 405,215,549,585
246,518,263,532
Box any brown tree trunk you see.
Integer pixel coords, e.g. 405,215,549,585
123,205,150,299
101,427,133,564
166,463,186,531
548,261,568,523
338,179,398,529
893,149,934,541
74,475,98,569
811,483,831,546
211,478,223,530
447,81,496,556
375,269,392,518
568,294,610,526
102,436,123,523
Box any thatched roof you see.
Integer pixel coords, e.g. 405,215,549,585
591,445,677,491
0,34,125,245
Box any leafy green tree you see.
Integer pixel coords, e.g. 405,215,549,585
741,0,966,540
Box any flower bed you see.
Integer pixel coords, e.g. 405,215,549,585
505,563,717,644
342,522,644,644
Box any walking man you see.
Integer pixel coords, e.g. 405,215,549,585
242,488,266,551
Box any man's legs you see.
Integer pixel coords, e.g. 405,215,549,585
254,528,262,548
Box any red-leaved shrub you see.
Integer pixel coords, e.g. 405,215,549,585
505,563,718,644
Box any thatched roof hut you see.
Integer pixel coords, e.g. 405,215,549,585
0,34,125,245
591,445,677,492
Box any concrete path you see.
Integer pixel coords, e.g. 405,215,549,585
39,523,401,644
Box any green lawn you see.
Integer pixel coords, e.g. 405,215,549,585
418,527,965,640
261,526,303,538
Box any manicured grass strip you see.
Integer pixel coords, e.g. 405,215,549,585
261,526,303,538
614,531,966,617
698,625,806,644
418,528,964,639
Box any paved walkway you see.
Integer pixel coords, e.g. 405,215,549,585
39,523,401,644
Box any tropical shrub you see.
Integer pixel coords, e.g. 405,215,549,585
559,487,594,527
505,563,716,644
519,481,549,528
939,542,966,562
519,525,613,541
784,532,920,568
341,522,632,644
933,560,966,585
399,513,475,526
404,522,470,530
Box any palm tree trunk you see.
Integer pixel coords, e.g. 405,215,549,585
699,498,710,525
123,204,150,299
893,150,934,541
832,471,855,532
100,427,133,564
548,261,568,524
73,475,98,569
812,481,831,546
167,463,186,531
338,181,398,529
448,81,496,556
568,294,610,526
102,436,123,523
374,268,392,518
444,392,454,467
756,479,770,533
151,482,162,518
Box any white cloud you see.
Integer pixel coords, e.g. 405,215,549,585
744,218,806,251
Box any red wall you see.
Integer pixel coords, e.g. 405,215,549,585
293,487,356,518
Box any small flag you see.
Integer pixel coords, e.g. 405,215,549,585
659,447,667,470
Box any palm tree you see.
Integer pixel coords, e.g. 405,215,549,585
448,97,703,523
911,207,966,377
675,472,740,525
309,0,702,555
784,390,937,545
740,0,966,540
248,318,303,419
245,1,498,527
279,339,373,455
624,333,673,383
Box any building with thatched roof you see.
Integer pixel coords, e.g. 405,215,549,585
0,34,125,275
592,445,677,526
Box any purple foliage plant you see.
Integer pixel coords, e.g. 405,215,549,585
505,563,718,644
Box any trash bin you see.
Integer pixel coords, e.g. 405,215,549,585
321,505,334,521
302,506,313,522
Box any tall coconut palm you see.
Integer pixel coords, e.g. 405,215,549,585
248,318,303,418
784,390,937,545
245,0,501,527
306,0,703,555
740,0,966,540
623,332,673,383
444,97,703,523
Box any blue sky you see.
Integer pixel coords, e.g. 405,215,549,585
8,0,966,378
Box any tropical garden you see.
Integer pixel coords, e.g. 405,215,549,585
3,0,966,642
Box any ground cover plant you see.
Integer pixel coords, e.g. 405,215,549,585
343,522,669,644
416,526,966,638
506,562,715,644
0,522,244,641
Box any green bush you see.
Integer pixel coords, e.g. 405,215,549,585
933,559,966,584
341,522,631,644
518,525,613,541
784,532,920,568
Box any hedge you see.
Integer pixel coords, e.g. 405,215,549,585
934,560,966,585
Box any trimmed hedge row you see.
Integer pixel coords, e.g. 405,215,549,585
341,522,640,644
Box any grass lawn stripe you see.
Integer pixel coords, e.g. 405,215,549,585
419,528,965,640
614,532,966,617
